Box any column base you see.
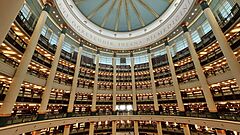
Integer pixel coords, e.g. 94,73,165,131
0,116,11,126
67,112,74,117
112,111,117,115
37,114,46,121
91,111,96,116
207,112,219,119
154,111,160,115
133,111,138,115
178,111,186,116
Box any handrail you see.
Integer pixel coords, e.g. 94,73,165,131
0,115,240,134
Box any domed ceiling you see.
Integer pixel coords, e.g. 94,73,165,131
55,0,195,50
73,0,172,32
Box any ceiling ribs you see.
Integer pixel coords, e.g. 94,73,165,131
138,0,159,18
129,0,145,27
125,0,131,31
101,0,117,27
115,0,123,31
87,0,109,19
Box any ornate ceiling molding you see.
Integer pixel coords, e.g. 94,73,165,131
55,0,195,50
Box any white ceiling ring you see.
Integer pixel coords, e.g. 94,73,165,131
55,0,195,50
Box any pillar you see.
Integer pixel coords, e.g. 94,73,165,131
134,121,139,135
165,40,185,113
215,129,227,135
89,122,95,135
182,124,191,135
130,53,137,114
0,3,52,116
182,22,217,113
38,28,66,115
63,125,70,135
91,50,100,114
32,130,41,135
148,49,159,114
112,121,117,135
199,0,240,88
0,0,25,44
67,45,83,115
112,53,117,114
156,121,163,135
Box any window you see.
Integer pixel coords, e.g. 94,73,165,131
175,37,188,52
202,21,212,34
218,1,232,19
134,55,149,64
99,56,112,65
116,57,131,65
62,42,72,53
191,30,201,44
49,33,59,45
41,25,48,36
21,4,31,20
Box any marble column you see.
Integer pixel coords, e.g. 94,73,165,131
134,121,139,135
215,129,227,135
165,40,185,113
199,0,240,87
91,50,100,114
130,53,137,114
63,125,70,135
148,49,159,114
112,53,117,114
112,121,117,135
89,122,95,135
0,3,52,116
182,23,217,113
0,0,24,44
67,45,83,114
156,121,163,135
182,124,191,135
38,28,66,114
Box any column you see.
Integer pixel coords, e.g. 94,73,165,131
215,129,227,135
148,49,159,114
156,121,163,135
112,53,117,135
0,0,25,44
182,124,191,135
91,50,100,114
112,53,117,114
182,22,217,113
32,130,41,135
0,3,52,116
130,53,137,115
67,45,83,115
199,0,240,87
89,122,95,135
165,40,185,113
112,121,117,135
63,125,70,135
134,121,139,135
38,28,66,115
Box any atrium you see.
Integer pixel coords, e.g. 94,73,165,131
0,0,240,134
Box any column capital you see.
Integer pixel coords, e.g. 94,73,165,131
97,49,100,54
164,38,170,47
43,2,52,13
130,52,133,57
113,52,116,57
181,22,189,33
147,48,151,53
197,0,209,10
79,42,84,47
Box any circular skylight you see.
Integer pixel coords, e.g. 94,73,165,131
55,0,194,50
